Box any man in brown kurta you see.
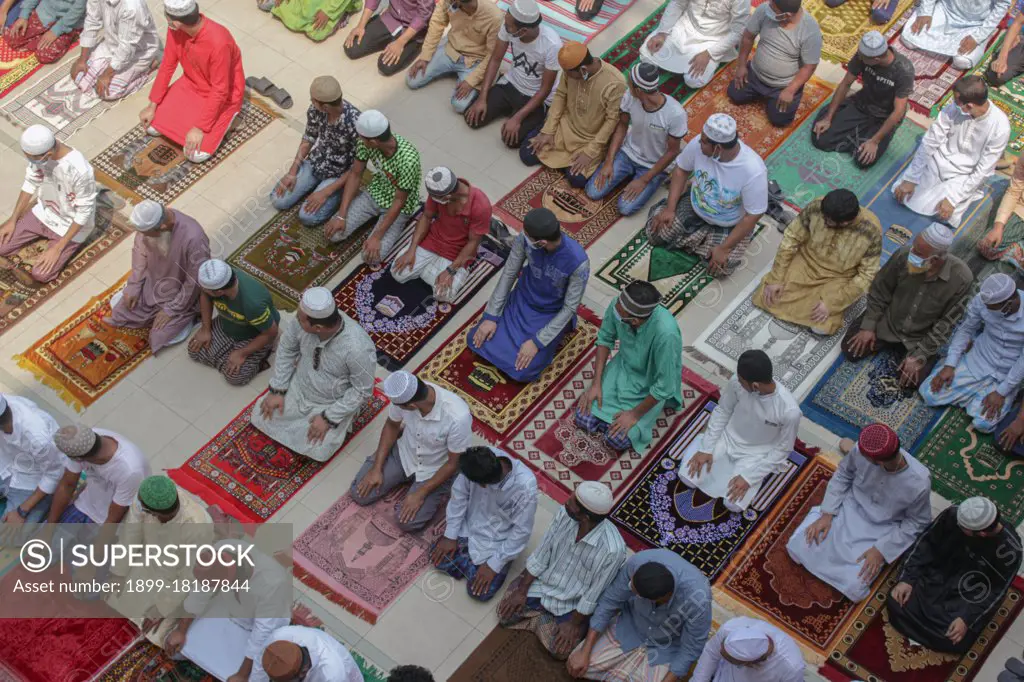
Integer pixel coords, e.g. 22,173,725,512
520,41,626,189
107,200,210,352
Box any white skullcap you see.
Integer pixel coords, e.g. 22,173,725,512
703,113,736,144
723,626,771,662
383,371,418,404
198,259,233,290
575,481,613,515
164,0,197,16
356,110,389,138
299,287,336,319
129,200,165,232
921,222,954,250
957,496,998,531
0,394,8,414
979,273,1017,305
508,0,541,24
20,124,55,155
425,166,458,198
859,30,887,58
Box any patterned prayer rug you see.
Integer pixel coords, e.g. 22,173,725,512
415,305,600,443
495,0,629,56
807,0,915,64
333,228,510,370
602,3,698,102
92,97,277,205
821,574,1024,682
14,274,150,411
93,640,215,681
0,37,41,100
913,409,1024,526
449,627,576,682
610,401,811,580
169,384,387,523
499,358,718,503
290,597,391,682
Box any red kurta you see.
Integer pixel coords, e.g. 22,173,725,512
149,16,245,155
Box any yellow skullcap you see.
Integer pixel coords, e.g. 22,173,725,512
558,41,588,71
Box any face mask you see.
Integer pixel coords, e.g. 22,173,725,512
906,252,931,274
1001,299,1017,317
956,104,970,116
769,9,788,21
524,235,541,250
613,307,624,322
28,157,52,171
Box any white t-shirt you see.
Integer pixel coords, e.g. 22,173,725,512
675,138,769,227
22,149,97,242
620,91,688,168
387,384,472,482
63,428,150,523
498,23,562,106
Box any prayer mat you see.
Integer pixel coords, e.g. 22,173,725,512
801,349,945,452
92,97,278,205
14,274,151,411
495,0,629,54
913,409,1024,526
169,383,387,523
806,0,915,64
93,640,215,681
500,357,718,503
449,627,576,682
0,37,41,101
610,400,811,580
820,574,1024,682
333,228,510,370
415,305,600,443
292,486,448,625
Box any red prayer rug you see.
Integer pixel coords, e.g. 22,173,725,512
93,640,215,681
169,382,387,523
0,37,42,100
415,305,600,443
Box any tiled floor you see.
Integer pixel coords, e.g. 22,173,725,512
0,0,1022,678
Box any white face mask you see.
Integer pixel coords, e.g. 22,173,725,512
28,157,55,173
956,104,970,116
580,68,590,82
525,235,541,250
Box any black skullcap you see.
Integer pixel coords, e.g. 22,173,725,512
630,62,661,91
821,188,860,223
737,349,773,383
523,207,561,240
633,561,675,600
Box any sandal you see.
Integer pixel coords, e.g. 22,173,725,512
245,76,275,95
265,85,293,109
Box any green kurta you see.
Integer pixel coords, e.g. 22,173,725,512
589,302,683,451
272,0,362,41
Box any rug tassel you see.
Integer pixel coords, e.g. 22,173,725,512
471,420,500,445
13,353,85,412
711,587,827,667
292,564,378,626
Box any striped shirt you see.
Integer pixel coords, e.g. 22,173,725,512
524,506,627,616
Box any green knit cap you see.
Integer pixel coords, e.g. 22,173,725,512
138,475,178,511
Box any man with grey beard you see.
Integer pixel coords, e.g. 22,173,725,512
106,199,210,352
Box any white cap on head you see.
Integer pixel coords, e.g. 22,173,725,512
575,481,613,515
20,124,55,155
703,113,737,145
130,200,165,232
508,0,540,24
859,30,887,58
356,110,389,138
920,222,954,251
425,166,458,198
383,370,419,404
957,496,998,531
979,273,1017,305
198,259,232,290
0,395,8,414
164,0,197,16
299,287,336,319
723,626,771,662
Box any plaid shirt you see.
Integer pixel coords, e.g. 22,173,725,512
304,101,361,180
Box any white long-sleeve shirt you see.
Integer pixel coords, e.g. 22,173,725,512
22,149,97,241
691,617,804,682
0,396,63,495
250,626,363,682
79,0,161,72
944,290,1024,396
654,0,750,61
918,0,1010,42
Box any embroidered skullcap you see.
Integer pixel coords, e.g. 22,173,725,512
980,273,1017,305
630,61,661,92
576,481,613,515
425,166,459,198
163,0,197,16
619,280,660,318
703,113,737,144
921,222,954,251
857,423,900,461
138,475,178,511
957,496,998,531
558,41,589,71
129,200,164,232
508,0,540,25
523,207,560,240
54,423,98,459
20,124,55,155
859,30,888,58
355,110,389,138
198,259,233,290
723,626,771,662
299,287,336,319
261,641,303,679
383,370,418,405
0,395,7,414
310,75,342,103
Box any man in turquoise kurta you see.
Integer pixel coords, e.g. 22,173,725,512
575,280,683,452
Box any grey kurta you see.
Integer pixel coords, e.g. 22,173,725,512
250,313,377,461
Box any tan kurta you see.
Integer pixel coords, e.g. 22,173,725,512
754,199,882,335
537,62,627,176
417,0,503,88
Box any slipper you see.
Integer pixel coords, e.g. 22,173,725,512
245,76,275,95
265,85,293,109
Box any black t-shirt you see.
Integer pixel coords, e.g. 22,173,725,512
847,51,915,119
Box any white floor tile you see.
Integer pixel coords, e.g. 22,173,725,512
363,585,476,670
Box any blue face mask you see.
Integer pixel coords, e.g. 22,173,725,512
613,307,624,322
907,252,927,268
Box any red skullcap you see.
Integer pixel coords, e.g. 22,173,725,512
858,423,899,460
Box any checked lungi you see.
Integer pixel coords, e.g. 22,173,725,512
187,317,272,386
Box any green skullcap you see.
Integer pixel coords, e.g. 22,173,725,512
138,475,178,511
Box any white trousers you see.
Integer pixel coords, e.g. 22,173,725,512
900,4,992,68
389,246,469,303
677,433,761,512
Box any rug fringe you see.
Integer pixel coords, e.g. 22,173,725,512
166,467,262,524
712,587,827,668
13,353,85,412
292,564,378,625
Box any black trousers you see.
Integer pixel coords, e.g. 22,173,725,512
811,98,895,168
985,38,1024,86
343,16,424,76
839,313,936,387
465,82,548,149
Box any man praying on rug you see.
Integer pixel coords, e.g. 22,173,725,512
786,424,932,602
497,482,627,660
919,272,1024,432
106,200,210,353
843,224,972,388
251,287,375,462
979,154,1024,267
727,0,822,128
811,31,914,168
900,0,1010,70
139,0,245,163
6,0,85,63
568,549,713,681
690,616,805,682
679,350,801,512
585,62,687,217
431,445,538,602
326,110,422,265
888,497,1022,654
71,0,161,100
646,114,769,277
189,258,280,386
0,394,63,530
576,281,682,453
463,0,560,151
390,166,491,303
985,5,1024,86
260,0,360,43
271,76,360,227
0,125,96,285
892,75,1009,227
405,0,502,113
468,207,588,382
755,189,882,336
250,625,365,682
639,0,750,89
521,41,627,188
350,370,471,532
342,0,432,76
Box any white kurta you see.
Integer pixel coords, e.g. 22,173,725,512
639,0,751,86
690,617,804,682
678,379,801,511
894,102,1009,226
251,626,364,682
79,0,162,79
786,446,932,601
900,0,1009,67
